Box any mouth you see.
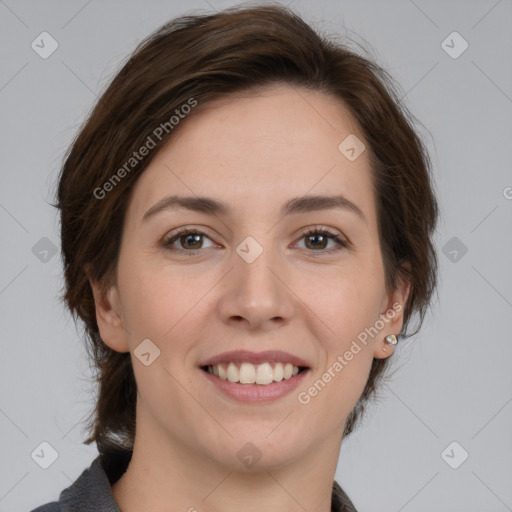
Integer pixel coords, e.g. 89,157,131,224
200,361,309,385
197,350,311,400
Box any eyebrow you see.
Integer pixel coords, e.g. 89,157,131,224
141,193,366,224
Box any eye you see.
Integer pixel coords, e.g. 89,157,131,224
295,226,348,254
162,228,216,254
162,226,349,256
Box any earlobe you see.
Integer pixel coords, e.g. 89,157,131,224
89,277,130,353
374,267,412,359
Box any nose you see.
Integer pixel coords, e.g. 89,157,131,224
217,242,295,331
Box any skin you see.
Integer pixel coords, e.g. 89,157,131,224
90,84,410,512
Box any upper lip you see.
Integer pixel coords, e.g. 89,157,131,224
199,350,311,368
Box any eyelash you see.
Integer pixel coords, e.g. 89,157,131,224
162,226,349,256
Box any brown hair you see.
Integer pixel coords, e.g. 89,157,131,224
55,3,438,471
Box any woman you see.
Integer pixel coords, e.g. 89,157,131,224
31,4,438,511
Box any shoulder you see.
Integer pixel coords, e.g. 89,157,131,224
29,502,61,512
28,452,129,512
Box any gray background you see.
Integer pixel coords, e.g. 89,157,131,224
1,0,511,510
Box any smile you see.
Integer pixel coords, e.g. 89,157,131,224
198,349,311,402
202,361,305,385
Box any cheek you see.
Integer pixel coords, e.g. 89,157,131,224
294,338,374,438
303,265,384,342
119,265,208,413
296,307,376,430
295,270,382,406
118,259,218,361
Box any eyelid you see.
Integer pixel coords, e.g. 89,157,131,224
295,226,349,253
162,225,350,254
162,226,219,251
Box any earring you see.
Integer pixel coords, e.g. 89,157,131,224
382,334,398,352
384,334,398,345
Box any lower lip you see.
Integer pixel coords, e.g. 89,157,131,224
200,368,309,402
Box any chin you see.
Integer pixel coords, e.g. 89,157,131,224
205,432,305,473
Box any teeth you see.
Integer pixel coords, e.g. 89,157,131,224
218,365,227,380
273,363,284,381
206,361,302,384
255,362,273,385
239,362,256,384
227,362,239,383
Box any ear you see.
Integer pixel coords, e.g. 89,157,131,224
373,262,411,359
89,276,130,353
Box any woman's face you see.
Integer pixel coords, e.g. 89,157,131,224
92,84,409,470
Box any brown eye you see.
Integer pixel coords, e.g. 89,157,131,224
163,229,215,253
178,233,203,250
296,227,348,253
304,232,329,250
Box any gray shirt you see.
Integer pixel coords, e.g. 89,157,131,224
30,451,358,512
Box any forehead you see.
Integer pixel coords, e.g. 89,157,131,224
126,85,377,229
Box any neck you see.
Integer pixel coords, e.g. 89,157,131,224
111,407,344,512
